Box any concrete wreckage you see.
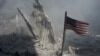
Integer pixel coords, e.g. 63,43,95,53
0,0,61,56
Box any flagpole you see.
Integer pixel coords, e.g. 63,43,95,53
60,11,67,56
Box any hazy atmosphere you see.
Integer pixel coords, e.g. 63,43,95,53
0,0,100,56
0,0,100,35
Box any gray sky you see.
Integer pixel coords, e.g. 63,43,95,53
0,0,100,36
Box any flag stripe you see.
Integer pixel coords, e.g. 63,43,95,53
75,30,87,33
76,27,88,29
77,21,89,25
77,23,88,26
77,31,87,33
75,30,88,32
65,16,89,36
77,24,88,27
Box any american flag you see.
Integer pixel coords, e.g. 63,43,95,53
65,16,89,36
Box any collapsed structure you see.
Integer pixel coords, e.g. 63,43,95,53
0,0,62,56
16,0,61,56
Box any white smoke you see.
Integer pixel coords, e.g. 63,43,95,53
0,0,100,34
0,0,100,55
